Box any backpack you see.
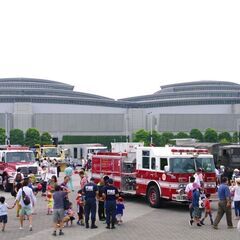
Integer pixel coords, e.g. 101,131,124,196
199,197,204,208
22,188,31,205
15,172,22,183
187,190,193,201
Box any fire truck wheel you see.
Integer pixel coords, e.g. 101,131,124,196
3,175,12,192
147,185,161,208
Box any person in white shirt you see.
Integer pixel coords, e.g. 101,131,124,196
231,178,240,220
0,196,13,232
42,158,49,168
41,166,48,196
194,168,204,188
13,178,36,231
185,176,195,224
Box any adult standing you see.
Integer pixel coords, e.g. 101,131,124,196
231,177,240,220
213,177,234,229
52,185,68,236
82,177,98,229
41,166,48,196
60,176,71,193
232,169,240,182
194,168,204,188
185,176,195,224
64,164,74,192
49,175,58,193
97,178,106,221
53,159,61,178
103,178,119,229
14,178,36,231
79,170,88,190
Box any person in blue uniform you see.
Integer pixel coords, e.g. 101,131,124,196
103,178,119,229
82,177,99,229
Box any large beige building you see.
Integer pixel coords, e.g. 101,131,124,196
1,78,240,141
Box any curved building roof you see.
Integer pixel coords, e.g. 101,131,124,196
1,79,240,109
0,78,128,107
120,80,240,108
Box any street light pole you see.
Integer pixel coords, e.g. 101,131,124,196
150,114,153,145
147,112,153,145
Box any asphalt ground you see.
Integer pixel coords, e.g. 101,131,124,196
0,172,239,240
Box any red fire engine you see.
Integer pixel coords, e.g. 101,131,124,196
92,145,216,208
0,146,41,192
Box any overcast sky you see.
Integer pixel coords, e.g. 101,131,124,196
0,1,240,100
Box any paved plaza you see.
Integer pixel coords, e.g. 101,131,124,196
0,173,239,240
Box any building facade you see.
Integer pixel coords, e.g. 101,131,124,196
1,78,240,140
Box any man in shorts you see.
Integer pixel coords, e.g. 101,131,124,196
14,178,35,231
52,185,68,236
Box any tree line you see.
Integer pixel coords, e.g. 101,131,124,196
0,128,52,146
133,128,239,146
0,127,238,148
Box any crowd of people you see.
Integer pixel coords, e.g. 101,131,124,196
0,163,125,236
185,167,240,231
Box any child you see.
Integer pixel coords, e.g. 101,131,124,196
200,193,213,225
63,202,75,226
46,185,53,215
76,190,84,226
0,196,13,232
189,183,202,227
116,197,125,224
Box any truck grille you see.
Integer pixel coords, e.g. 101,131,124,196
19,166,38,175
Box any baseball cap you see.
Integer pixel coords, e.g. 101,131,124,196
108,178,113,184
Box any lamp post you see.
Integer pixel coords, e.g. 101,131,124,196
237,119,240,144
147,112,153,145
125,111,129,142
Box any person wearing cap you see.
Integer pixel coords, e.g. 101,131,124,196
213,177,234,229
82,177,98,229
103,178,119,229
232,169,240,182
231,177,240,220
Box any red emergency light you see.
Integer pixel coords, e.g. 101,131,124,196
7,146,30,150
171,148,208,154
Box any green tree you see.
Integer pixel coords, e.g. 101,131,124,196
150,130,162,146
40,132,52,145
0,128,5,145
204,128,218,142
190,128,203,142
161,132,174,146
25,128,40,146
218,132,232,143
10,129,24,145
175,132,189,139
232,131,239,143
133,129,149,146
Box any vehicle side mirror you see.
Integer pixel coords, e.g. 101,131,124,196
164,165,170,172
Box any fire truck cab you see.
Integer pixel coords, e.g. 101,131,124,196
0,146,41,192
92,145,216,208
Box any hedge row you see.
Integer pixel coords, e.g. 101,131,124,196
61,135,128,148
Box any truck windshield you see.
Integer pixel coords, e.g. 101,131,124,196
6,152,35,163
170,158,195,173
43,148,59,157
195,157,215,172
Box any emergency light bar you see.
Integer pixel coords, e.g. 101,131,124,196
7,146,30,150
171,148,208,154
